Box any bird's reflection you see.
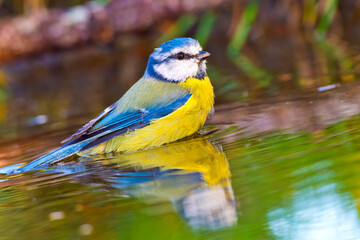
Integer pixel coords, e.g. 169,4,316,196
28,137,238,230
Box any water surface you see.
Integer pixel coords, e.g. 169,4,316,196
2,97,360,239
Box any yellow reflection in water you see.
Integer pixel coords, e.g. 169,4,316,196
98,137,230,185
87,137,237,230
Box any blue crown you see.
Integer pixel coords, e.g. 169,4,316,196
157,38,199,54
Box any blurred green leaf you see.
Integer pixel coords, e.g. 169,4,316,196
195,11,217,47
227,0,259,55
226,1,273,88
315,0,338,37
156,15,197,45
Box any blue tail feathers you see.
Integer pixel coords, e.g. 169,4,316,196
14,140,91,173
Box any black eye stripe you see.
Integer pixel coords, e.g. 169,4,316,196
171,53,196,60
184,53,195,59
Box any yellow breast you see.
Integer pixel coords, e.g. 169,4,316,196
87,76,214,154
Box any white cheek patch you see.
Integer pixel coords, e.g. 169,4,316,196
154,59,199,82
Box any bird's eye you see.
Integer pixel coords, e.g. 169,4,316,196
176,52,185,60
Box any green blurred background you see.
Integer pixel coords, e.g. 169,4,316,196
1,0,360,139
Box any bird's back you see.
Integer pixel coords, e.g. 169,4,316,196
85,76,214,154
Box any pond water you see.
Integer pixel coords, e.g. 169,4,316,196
1,87,360,239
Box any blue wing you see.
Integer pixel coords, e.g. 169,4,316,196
14,78,191,173
67,93,191,150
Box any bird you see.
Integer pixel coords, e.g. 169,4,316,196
17,37,214,172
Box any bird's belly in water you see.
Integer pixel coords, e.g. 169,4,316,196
84,101,209,154
81,76,214,154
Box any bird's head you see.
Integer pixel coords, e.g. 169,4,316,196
144,38,210,82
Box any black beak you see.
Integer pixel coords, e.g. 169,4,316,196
196,51,210,60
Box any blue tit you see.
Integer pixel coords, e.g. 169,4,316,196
18,37,214,172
